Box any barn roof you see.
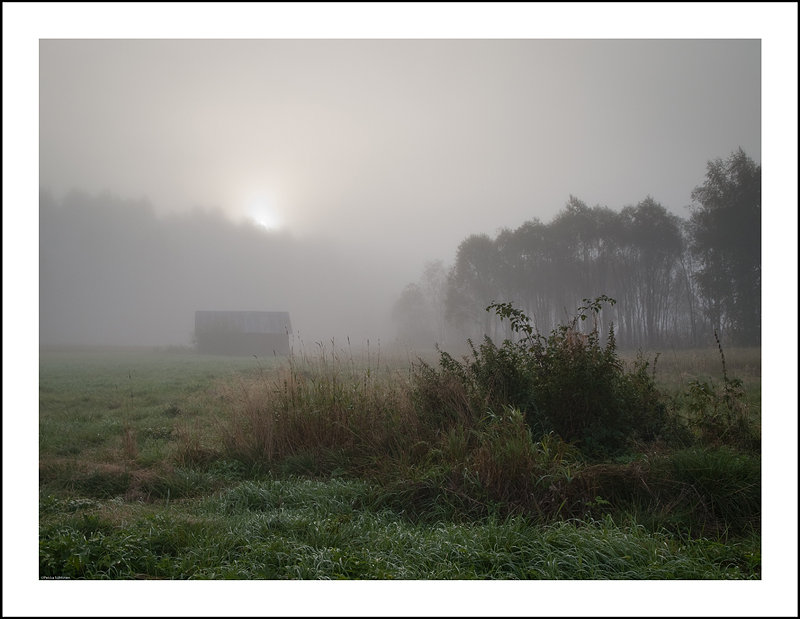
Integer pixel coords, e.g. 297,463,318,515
195,311,292,335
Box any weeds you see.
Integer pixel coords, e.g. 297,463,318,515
218,346,424,477
414,297,681,458
39,324,760,579
684,331,760,452
122,419,139,461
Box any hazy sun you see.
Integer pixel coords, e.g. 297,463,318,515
246,194,281,230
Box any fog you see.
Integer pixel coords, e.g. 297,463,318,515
39,189,409,347
19,6,786,350
40,38,760,258
6,5,800,616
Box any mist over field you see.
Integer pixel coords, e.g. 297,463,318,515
9,5,800,615
39,189,411,346
32,20,773,351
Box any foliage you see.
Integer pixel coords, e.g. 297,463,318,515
39,348,760,581
391,260,451,348
684,331,760,452
441,196,692,349
687,148,761,345
394,151,759,351
391,282,438,349
414,296,681,458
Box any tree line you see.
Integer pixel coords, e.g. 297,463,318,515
393,148,760,350
39,189,404,347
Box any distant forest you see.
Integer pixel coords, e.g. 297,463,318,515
393,148,761,350
38,190,403,347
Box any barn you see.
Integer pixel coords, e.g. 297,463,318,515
194,311,292,356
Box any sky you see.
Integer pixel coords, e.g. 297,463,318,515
34,33,767,346
5,3,800,616
38,37,761,264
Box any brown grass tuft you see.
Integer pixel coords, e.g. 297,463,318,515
122,419,139,461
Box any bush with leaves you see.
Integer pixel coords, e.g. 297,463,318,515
414,296,682,458
684,331,759,452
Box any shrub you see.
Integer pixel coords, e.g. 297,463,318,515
414,296,680,458
684,331,760,452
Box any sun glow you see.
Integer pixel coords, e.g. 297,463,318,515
246,193,282,230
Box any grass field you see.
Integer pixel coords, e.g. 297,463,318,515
36,340,766,589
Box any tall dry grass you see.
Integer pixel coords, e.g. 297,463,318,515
208,327,759,534
217,344,430,476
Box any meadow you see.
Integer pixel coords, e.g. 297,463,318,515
39,334,761,581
